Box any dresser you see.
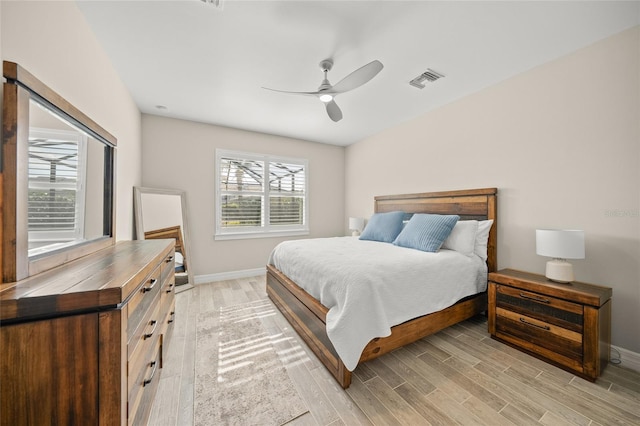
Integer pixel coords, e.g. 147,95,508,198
488,269,612,381
0,240,176,425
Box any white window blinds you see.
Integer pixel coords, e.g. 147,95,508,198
216,150,308,239
27,128,87,246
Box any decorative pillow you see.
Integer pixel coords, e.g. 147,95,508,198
442,220,479,257
475,219,494,261
359,211,406,243
393,214,459,252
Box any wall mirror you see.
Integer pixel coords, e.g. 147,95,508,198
134,187,194,289
2,61,116,283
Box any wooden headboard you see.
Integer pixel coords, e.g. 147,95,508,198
374,188,497,272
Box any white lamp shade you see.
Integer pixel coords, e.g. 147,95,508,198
536,229,585,260
349,217,365,232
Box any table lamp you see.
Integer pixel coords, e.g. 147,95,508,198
536,229,585,283
349,217,365,236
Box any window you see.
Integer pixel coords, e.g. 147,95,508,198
27,128,87,252
215,150,308,239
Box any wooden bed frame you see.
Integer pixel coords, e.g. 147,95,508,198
144,225,187,270
266,187,497,388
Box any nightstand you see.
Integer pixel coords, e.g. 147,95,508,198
488,269,612,381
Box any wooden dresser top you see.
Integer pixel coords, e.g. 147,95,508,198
0,240,174,322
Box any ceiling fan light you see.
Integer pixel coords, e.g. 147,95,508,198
319,94,333,103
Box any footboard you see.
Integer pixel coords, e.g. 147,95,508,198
359,293,487,362
267,264,488,389
266,264,352,388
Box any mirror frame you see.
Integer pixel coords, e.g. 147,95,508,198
1,61,116,283
133,186,194,288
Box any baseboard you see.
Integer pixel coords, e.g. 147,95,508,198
194,267,266,284
611,345,640,373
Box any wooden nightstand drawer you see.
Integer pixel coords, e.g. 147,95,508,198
495,284,583,332
495,307,583,365
488,269,612,381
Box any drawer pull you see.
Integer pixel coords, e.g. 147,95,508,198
143,278,158,293
519,317,551,331
166,256,174,263
166,283,174,294
144,320,158,339
168,311,175,324
143,361,158,387
519,292,550,304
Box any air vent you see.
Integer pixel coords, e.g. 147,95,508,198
409,69,445,89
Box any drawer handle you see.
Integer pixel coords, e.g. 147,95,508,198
166,256,174,263
519,292,550,304
143,278,158,293
143,361,158,387
519,317,551,331
168,311,175,324
166,283,174,294
144,320,158,339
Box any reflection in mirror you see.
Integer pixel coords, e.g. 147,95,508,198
27,100,107,257
2,61,116,282
134,187,194,291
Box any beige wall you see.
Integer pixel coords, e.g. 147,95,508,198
1,1,142,240
346,27,640,353
141,115,345,276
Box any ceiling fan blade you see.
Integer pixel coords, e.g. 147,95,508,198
330,60,383,94
262,87,319,96
325,99,343,122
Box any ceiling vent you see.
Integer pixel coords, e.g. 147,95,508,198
200,0,224,10
409,69,444,89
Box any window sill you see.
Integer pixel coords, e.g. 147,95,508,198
214,229,309,241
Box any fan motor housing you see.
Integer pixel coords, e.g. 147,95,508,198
319,59,333,72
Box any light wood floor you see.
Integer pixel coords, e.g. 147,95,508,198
149,276,640,425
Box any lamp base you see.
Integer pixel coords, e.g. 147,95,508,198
545,259,574,283
351,230,360,237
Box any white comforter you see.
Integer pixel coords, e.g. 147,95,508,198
268,237,487,371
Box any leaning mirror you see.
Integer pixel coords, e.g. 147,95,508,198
134,187,194,289
2,61,116,282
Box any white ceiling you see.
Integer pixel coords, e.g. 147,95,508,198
77,1,639,146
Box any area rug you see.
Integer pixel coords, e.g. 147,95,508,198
194,298,309,425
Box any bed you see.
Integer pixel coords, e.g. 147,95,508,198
266,188,497,388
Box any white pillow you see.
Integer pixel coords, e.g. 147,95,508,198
442,220,478,256
475,220,494,261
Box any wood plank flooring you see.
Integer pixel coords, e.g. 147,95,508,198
149,276,640,425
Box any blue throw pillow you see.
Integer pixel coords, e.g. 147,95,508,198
359,211,406,243
393,214,460,252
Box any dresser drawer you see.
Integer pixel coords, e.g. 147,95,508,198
127,264,162,335
128,344,161,426
160,298,176,366
159,269,176,367
160,252,175,287
160,262,175,311
495,284,583,332
159,279,175,337
128,295,161,370
160,270,175,310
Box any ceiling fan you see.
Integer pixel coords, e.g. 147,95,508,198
263,59,383,122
